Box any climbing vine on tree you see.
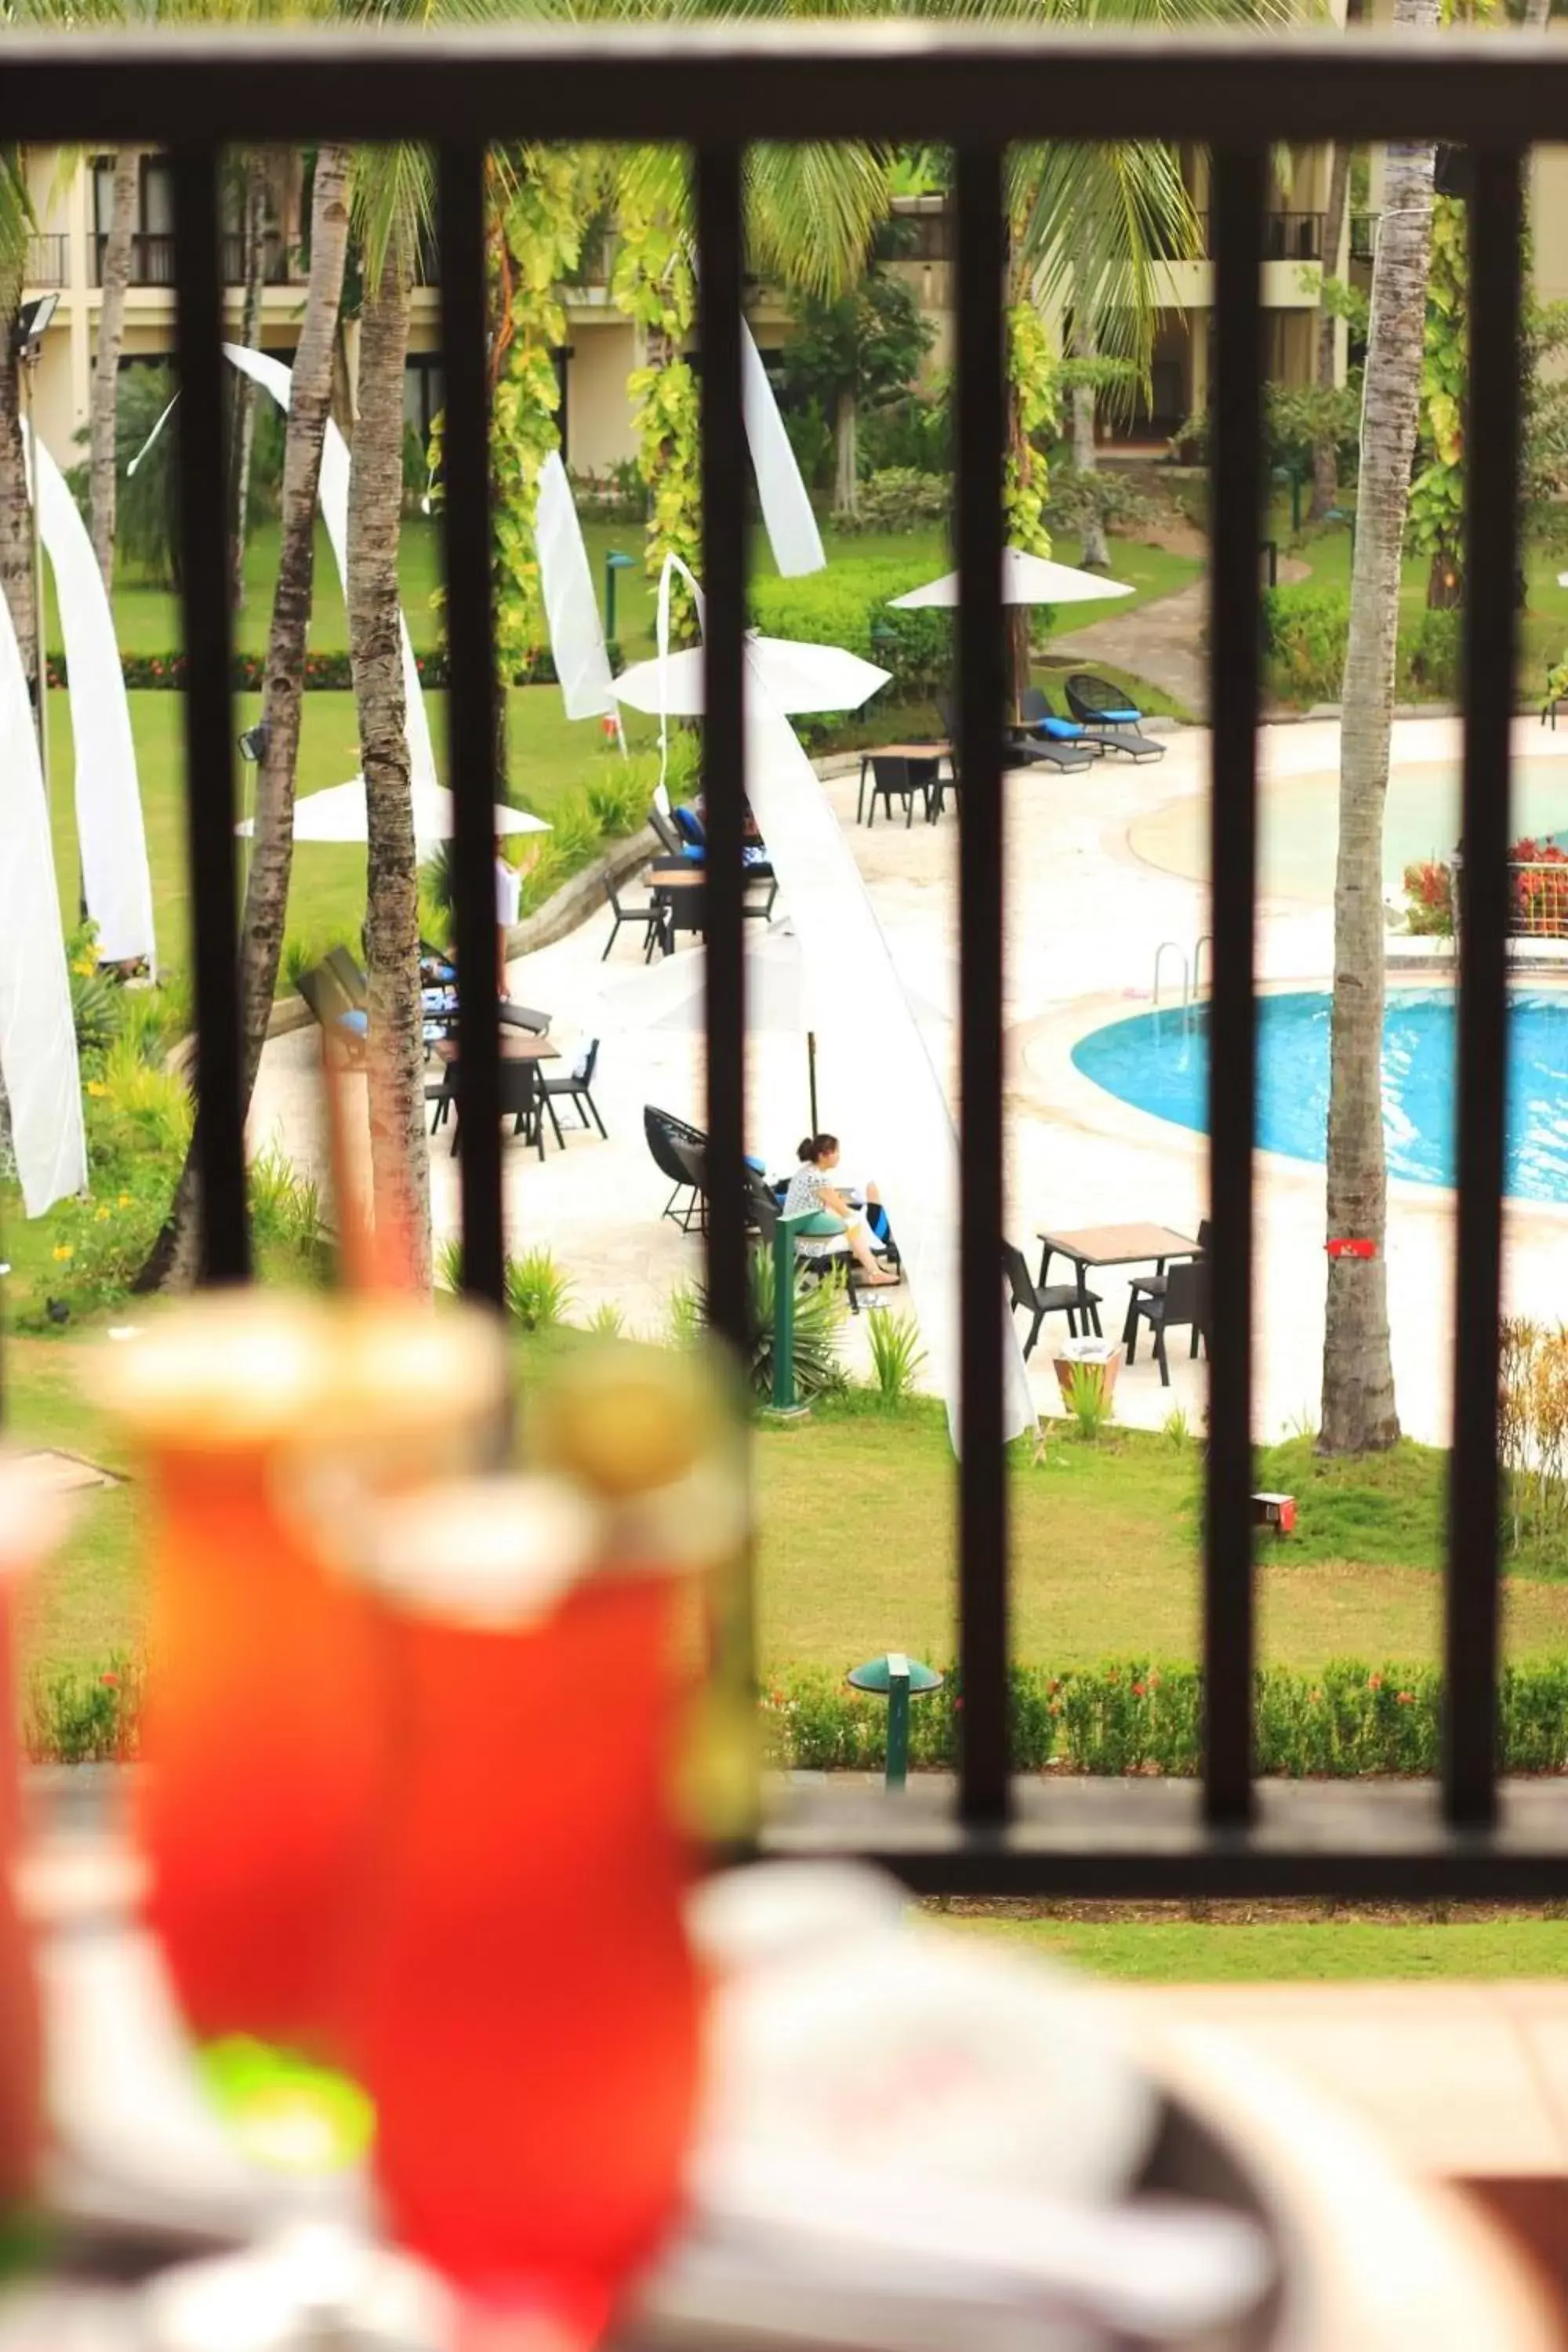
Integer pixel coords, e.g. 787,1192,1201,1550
427,148,586,673
1409,192,1468,609
612,169,702,644
1004,296,1058,557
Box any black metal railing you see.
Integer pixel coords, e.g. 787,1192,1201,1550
1196,207,1326,261
89,229,176,286
219,228,293,285
5,24,1566,1896
24,232,67,288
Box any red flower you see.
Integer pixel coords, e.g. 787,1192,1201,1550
1131,1682,1145,1698
1396,1690,1414,1705
100,1672,119,1690
1368,1672,1385,1691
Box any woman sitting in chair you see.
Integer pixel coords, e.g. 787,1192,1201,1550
782,1134,898,1287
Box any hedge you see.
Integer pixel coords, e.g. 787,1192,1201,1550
45,644,621,694
761,1657,1568,1777
1260,583,1462,705
750,557,951,701
39,1652,1568,1773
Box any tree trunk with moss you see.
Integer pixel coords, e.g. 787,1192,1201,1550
1310,141,1353,523
140,144,352,1292
90,146,140,592
349,241,431,1287
228,150,269,612
1320,1,1437,1454
0,247,37,701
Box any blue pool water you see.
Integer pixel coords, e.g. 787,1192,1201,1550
1072,990,1568,1204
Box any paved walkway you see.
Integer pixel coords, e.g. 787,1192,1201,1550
1051,554,1307,720
246,712,1568,1443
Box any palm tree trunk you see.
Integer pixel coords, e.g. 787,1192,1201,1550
1309,141,1353,523
348,241,431,1288
0,248,38,700
1320,9,1438,1455
90,146,140,593
833,384,858,518
1071,309,1109,568
227,150,268,613
142,143,352,1294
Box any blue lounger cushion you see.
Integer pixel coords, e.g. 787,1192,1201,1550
1036,714,1086,741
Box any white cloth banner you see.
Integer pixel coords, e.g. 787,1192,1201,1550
24,423,155,968
535,451,617,720
0,591,86,1216
223,345,438,791
742,321,825,579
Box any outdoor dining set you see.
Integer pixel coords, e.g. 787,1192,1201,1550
1005,1218,1211,1387
853,673,1166,828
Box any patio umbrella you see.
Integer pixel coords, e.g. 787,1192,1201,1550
236,779,552,849
887,546,1135,609
581,924,949,1135
609,634,890,719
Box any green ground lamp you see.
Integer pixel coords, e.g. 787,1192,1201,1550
846,1652,945,1791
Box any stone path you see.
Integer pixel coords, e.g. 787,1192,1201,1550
1051,554,1308,720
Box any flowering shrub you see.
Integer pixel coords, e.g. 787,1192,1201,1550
760,1658,1568,1777
1402,858,1454,936
27,1657,143,1763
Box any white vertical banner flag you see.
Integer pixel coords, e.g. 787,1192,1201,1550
535,451,617,720
738,675,1034,1450
0,593,86,1216
24,423,155,969
223,345,438,791
741,319,825,579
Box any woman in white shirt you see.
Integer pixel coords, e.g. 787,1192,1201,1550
495,840,521,997
782,1134,898,1286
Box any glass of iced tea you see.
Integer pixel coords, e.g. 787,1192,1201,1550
339,1464,714,2340
96,1293,507,2056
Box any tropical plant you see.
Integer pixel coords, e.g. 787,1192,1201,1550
434,1235,465,1294
776,265,934,518
505,1245,575,1330
1320,0,1439,1454
1063,1360,1113,1442
0,143,37,697
145,143,353,1290
583,1298,627,1338
865,1305,927,1407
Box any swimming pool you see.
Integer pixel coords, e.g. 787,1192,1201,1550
1072,989,1568,1203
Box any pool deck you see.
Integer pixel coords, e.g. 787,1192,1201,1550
248,713,1568,1446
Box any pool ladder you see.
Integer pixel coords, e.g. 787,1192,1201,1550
1152,936,1214,1011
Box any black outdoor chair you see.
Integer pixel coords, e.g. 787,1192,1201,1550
499,1001,552,1035
1003,1238,1103,1358
865,754,938,829
539,1040,606,1142
644,1104,707,1229
936,697,1092,778
1063,673,1167,763
602,876,668,962
749,1171,868,1311
1017,686,1103,757
648,805,690,859
325,945,369,1008
1122,1220,1211,1337
434,1055,548,1161
296,964,367,1061
1125,1254,1210,1386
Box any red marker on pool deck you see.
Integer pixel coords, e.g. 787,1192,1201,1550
1326,1237,1377,1260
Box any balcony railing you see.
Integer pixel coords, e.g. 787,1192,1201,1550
219,227,293,285
24,231,67,288
1,22,1559,1898
89,229,176,286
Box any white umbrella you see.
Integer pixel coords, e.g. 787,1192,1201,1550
610,634,890,718
889,546,1136,609
236,778,552,848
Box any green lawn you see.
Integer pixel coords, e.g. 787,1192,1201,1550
18,1359,1568,1685
936,1906,1568,1979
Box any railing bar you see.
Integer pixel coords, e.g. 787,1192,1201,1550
953,143,1009,1828
170,145,249,1286
16,31,1568,151
1203,147,1265,1828
695,145,748,1368
436,141,505,1306
1446,146,1522,1831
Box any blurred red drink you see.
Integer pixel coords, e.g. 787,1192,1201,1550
98,1294,506,2053
343,1476,705,2336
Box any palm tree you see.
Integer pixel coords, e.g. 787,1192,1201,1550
227,147,272,610
89,144,142,590
348,145,431,1286
0,148,38,702
145,140,353,1289
1319,0,1439,1454
1309,138,1353,522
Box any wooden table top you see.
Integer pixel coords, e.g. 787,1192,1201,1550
651,868,706,892
1037,1221,1200,1267
435,1033,560,1065
858,741,952,762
